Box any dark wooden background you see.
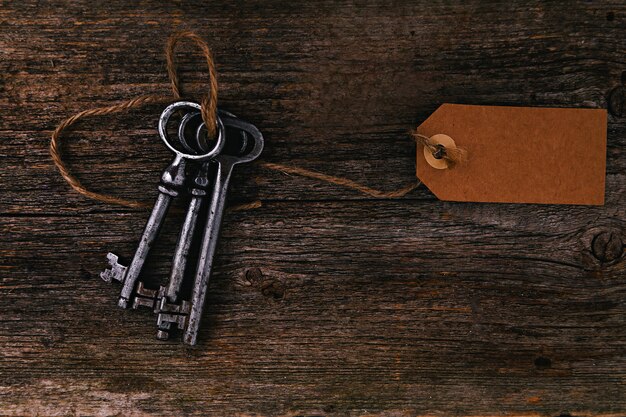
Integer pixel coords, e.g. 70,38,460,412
1,1,624,416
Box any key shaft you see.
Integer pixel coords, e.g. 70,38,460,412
184,161,235,345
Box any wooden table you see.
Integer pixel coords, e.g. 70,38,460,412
1,2,624,416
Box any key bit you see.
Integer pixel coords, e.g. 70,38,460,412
156,295,191,340
100,252,127,284
131,281,159,310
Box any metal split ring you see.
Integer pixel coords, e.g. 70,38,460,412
158,101,225,161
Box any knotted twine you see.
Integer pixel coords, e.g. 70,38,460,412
50,31,466,211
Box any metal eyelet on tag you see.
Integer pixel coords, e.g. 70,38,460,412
424,134,456,169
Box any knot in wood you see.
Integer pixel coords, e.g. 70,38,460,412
608,85,625,117
591,231,624,263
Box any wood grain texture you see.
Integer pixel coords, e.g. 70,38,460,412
1,1,625,416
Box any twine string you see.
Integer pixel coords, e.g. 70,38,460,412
50,95,171,209
166,31,218,139
411,132,467,167
260,162,421,198
49,31,467,210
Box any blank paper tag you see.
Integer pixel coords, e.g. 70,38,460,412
416,104,607,205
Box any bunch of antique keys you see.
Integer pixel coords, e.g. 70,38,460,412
100,101,264,345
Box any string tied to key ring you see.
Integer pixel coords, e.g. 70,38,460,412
50,31,467,210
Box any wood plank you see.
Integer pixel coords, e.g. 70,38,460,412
2,201,624,415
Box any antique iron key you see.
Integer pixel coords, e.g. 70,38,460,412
184,114,264,345
101,101,225,308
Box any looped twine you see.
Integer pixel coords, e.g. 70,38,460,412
50,95,169,209
166,31,218,139
50,31,425,210
411,132,468,168
49,31,220,209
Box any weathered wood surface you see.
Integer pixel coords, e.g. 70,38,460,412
1,1,625,416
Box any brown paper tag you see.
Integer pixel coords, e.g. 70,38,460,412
416,104,607,205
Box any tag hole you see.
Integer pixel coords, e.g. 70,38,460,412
433,144,447,160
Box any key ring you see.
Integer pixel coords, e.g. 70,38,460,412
178,109,248,155
177,112,203,154
158,101,226,160
196,114,264,163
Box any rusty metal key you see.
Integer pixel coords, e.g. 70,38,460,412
101,101,225,309
156,110,248,340
183,114,264,345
